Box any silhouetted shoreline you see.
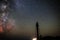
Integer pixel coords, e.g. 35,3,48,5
0,34,60,40
40,36,60,40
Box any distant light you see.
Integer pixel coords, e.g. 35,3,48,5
32,37,37,40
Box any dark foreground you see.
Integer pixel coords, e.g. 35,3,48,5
40,36,60,40
0,36,60,40
0,33,31,40
0,34,60,40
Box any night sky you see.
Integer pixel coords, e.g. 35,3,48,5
0,0,60,37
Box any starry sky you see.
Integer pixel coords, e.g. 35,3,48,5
2,0,60,37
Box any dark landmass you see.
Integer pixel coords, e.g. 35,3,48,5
0,33,60,40
40,35,60,40
0,33,31,40
0,35,31,40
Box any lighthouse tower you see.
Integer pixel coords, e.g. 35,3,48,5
36,22,39,40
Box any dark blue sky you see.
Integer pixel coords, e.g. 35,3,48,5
7,0,60,36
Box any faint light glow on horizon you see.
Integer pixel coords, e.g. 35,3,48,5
32,37,37,40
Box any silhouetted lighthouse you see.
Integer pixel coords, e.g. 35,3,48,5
36,22,39,40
